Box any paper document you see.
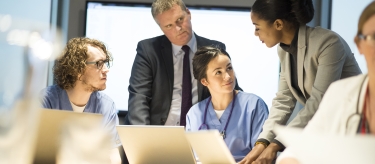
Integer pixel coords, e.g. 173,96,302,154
274,125,375,164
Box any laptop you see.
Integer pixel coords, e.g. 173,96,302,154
116,125,196,164
33,109,103,163
185,130,236,164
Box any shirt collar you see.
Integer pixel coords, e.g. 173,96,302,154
172,32,197,56
280,28,299,55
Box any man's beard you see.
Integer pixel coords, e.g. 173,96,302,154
82,79,105,92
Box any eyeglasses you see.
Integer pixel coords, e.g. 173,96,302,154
86,59,111,70
358,33,375,46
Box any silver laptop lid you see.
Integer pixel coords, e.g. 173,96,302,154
117,125,196,164
185,130,236,164
34,109,103,163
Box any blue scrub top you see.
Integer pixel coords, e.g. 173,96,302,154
41,85,121,148
186,91,269,162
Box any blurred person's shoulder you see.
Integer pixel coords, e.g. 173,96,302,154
328,74,366,94
322,74,367,106
40,85,63,98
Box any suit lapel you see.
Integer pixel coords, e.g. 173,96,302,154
297,25,307,98
283,53,296,95
196,34,206,101
279,47,305,104
161,36,174,95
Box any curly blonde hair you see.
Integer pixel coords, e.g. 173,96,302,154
53,37,113,90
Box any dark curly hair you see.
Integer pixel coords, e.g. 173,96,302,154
53,37,113,90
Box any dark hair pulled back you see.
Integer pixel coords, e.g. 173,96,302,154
252,0,314,27
192,46,231,81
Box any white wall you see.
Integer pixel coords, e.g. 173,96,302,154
0,0,51,22
86,4,279,110
331,0,373,73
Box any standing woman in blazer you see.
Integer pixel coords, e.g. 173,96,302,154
278,2,375,163
240,0,362,163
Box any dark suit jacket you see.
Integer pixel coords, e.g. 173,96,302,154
125,34,241,125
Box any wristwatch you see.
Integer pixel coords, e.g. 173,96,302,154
255,141,269,148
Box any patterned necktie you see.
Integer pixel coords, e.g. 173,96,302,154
180,45,192,126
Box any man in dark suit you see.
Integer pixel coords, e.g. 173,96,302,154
125,0,241,125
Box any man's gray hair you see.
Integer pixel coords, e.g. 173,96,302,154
151,0,187,18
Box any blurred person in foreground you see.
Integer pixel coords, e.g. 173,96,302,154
278,1,375,163
40,37,121,164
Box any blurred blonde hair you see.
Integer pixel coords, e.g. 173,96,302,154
357,1,375,36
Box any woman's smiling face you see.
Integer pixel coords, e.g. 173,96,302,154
201,54,236,94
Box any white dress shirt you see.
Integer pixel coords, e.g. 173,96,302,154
165,33,198,126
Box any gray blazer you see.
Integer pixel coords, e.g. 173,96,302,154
258,25,362,142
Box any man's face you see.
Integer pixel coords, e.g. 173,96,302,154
154,4,193,46
80,45,109,92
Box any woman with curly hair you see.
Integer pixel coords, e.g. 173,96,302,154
41,37,121,164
